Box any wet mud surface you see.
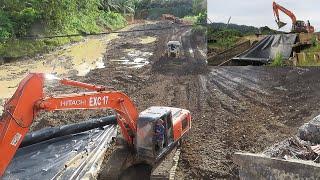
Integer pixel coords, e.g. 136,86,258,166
2,20,320,179
176,67,320,179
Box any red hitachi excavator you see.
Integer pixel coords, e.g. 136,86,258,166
273,1,315,33
0,73,191,176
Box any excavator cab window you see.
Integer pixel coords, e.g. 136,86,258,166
169,44,176,51
296,20,305,27
135,111,173,160
153,112,174,154
136,118,154,162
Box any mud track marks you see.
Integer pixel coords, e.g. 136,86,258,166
176,67,320,179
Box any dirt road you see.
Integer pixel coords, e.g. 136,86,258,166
24,21,206,131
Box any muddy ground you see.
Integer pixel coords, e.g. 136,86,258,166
3,20,320,179
176,67,320,179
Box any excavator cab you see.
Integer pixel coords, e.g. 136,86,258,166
293,20,308,33
166,41,181,58
135,107,174,163
135,106,190,164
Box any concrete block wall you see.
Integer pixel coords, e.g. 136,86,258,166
234,153,320,180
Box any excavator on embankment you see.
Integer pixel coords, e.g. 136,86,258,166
273,1,315,33
0,73,191,177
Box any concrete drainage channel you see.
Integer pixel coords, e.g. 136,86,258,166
234,113,320,179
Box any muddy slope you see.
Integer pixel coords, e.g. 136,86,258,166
176,67,320,179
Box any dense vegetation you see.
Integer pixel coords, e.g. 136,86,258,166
208,28,241,49
0,0,130,58
208,22,282,49
0,0,205,58
0,1,131,39
135,0,206,19
209,22,282,36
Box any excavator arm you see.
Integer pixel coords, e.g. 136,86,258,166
272,1,314,33
0,73,139,176
272,1,297,29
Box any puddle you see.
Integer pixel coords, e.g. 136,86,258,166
0,22,155,112
274,86,288,91
139,36,157,44
0,33,119,112
110,49,152,69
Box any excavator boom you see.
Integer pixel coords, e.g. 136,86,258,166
0,73,139,176
272,1,315,33
273,1,296,29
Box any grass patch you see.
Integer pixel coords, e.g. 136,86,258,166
183,16,197,23
0,39,46,58
98,12,127,31
271,52,284,66
298,36,320,66
303,42,320,54
0,37,82,58
208,29,241,50
208,36,240,49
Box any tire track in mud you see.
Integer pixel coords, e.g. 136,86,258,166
208,67,280,114
177,74,233,179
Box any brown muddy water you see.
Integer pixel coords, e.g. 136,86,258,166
0,34,119,112
0,22,158,112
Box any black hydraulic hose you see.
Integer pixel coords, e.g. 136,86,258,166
20,115,117,148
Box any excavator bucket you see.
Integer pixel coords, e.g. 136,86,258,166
276,20,287,29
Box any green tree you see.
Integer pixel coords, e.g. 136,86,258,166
118,0,135,14
196,11,207,24
0,11,13,39
192,0,206,15
100,0,120,12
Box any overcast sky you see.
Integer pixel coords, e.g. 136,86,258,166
208,0,319,32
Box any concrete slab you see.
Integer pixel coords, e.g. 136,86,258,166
234,152,320,180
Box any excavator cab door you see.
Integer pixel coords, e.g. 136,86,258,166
135,108,174,164
154,112,174,153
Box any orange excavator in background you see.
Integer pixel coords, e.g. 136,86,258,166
0,73,191,176
272,1,315,33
